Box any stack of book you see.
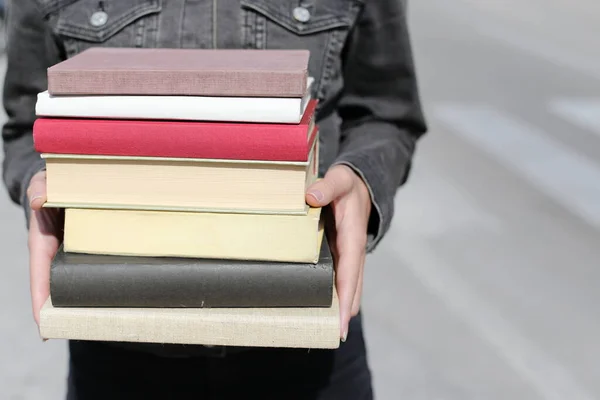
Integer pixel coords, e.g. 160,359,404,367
33,48,340,349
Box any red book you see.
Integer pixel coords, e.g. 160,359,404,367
34,100,317,162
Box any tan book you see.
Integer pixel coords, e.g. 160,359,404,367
39,288,340,349
43,136,318,215
47,47,310,98
63,206,324,263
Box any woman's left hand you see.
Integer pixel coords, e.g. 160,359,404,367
306,164,372,342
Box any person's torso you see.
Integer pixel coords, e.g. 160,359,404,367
36,0,364,175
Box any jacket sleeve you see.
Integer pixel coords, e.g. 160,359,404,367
2,0,62,226
333,0,428,252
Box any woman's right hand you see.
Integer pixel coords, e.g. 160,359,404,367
26,170,64,327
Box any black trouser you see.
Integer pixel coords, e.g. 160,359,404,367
66,313,373,399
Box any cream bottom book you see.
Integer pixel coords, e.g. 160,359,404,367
39,288,340,349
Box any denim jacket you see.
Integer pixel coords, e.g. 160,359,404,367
2,0,427,252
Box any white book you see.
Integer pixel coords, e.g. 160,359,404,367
36,77,314,124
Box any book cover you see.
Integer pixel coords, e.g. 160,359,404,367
50,231,333,308
34,100,317,161
39,289,340,349
47,48,310,97
35,77,312,123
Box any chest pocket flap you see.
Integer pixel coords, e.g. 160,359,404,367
39,0,161,43
240,0,361,35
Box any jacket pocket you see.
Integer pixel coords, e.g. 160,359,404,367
240,0,362,99
39,0,162,57
240,0,355,37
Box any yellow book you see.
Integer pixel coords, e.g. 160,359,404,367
43,138,318,215
64,206,324,263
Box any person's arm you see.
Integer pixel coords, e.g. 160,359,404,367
2,0,62,225
305,0,427,341
333,0,427,251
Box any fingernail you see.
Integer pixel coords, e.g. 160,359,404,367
308,190,324,203
341,330,348,343
29,194,43,205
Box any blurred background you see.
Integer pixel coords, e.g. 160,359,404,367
3,0,600,398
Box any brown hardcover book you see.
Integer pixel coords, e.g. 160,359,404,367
47,48,310,97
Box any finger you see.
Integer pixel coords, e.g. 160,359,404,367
28,211,60,328
26,171,47,211
335,223,366,342
306,165,354,208
351,257,365,317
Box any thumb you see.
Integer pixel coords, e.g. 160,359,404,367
306,164,354,207
26,170,47,211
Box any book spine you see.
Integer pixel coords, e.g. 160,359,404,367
47,70,308,97
33,118,312,162
50,260,333,308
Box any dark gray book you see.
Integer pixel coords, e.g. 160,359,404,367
50,237,333,308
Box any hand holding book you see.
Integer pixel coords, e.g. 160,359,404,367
25,170,63,327
26,163,372,345
306,164,372,342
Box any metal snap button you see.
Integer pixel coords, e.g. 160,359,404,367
292,7,311,23
90,11,108,27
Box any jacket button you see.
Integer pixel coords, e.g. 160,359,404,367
90,11,108,27
292,7,311,23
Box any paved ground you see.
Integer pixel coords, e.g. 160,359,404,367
3,1,600,398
